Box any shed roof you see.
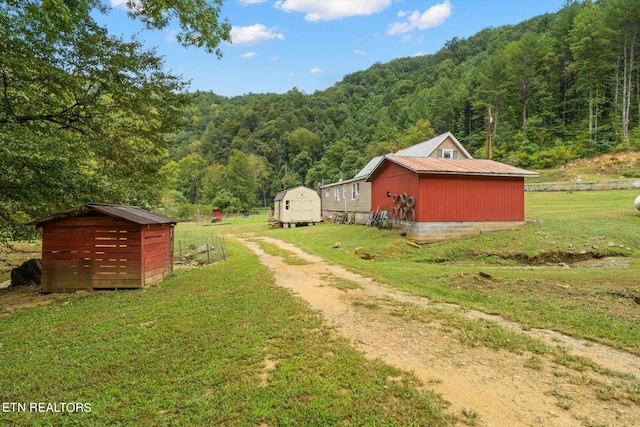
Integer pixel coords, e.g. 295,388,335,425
394,132,473,159
34,203,178,227
274,185,316,201
366,157,539,181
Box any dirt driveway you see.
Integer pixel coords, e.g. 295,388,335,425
238,235,640,427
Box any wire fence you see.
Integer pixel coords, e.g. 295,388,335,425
175,234,228,267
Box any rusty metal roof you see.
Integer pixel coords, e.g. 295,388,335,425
34,203,178,227
367,156,539,180
85,204,178,224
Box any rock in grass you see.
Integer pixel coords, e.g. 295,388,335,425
10,259,42,287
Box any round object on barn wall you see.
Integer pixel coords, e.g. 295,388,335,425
635,195,640,211
406,196,416,208
392,194,398,203
389,207,398,220
400,193,407,205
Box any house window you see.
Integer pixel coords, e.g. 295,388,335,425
334,187,340,201
351,182,360,200
324,188,330,197
343,184,346,199
439,149,457,159
285,200,290,210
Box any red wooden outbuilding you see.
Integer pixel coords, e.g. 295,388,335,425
35,204,178,292
366,157,538,242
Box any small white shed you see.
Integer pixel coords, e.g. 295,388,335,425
273,185,321,228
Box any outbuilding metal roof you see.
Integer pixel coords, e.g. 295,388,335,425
85,204,178,224
367,157,539,180
34,203,178,227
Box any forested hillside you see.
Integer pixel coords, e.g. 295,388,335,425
163,0,640,216
3,0,640,236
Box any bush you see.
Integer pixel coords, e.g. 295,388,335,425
175,203,196,222
529,144,575,169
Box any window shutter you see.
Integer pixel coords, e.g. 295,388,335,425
453,150,458,159
437,149,443,158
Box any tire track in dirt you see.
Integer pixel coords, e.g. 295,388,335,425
238,235,640,427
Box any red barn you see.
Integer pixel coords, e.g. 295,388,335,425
366,157,538,242
35,204,177,292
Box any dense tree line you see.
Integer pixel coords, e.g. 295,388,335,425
164,0,640,217
3,0,640,235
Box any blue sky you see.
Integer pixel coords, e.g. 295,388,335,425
102,0,568,97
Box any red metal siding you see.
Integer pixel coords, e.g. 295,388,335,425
370,162,419,212
419,175,525,221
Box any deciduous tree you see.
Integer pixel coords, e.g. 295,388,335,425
0,0,231,239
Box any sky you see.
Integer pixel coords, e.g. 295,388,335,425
101,0,569,97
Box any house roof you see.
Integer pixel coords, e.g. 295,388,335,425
394,132,473,159
320,132,477,189
321,156,384,188
366,157,539,181
34,203,178,227
353,156,384,179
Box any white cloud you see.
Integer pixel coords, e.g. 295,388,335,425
386,0,452,36
164,29,178,43
275,0,391,21
110,0,144,10
288,73,295,77
401,35,412,43
239,0,267,4
241,52,257,59
230,24,285,46
310,67,323,74
269,56,279,61
354,49,367,56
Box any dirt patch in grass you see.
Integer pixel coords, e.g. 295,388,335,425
0,285,79,314
238,235,640,427
447,269,640,324
434,250,631,267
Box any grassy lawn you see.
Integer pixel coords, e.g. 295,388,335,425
225,189,640,355
0,239,452,426
2,189,640,424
